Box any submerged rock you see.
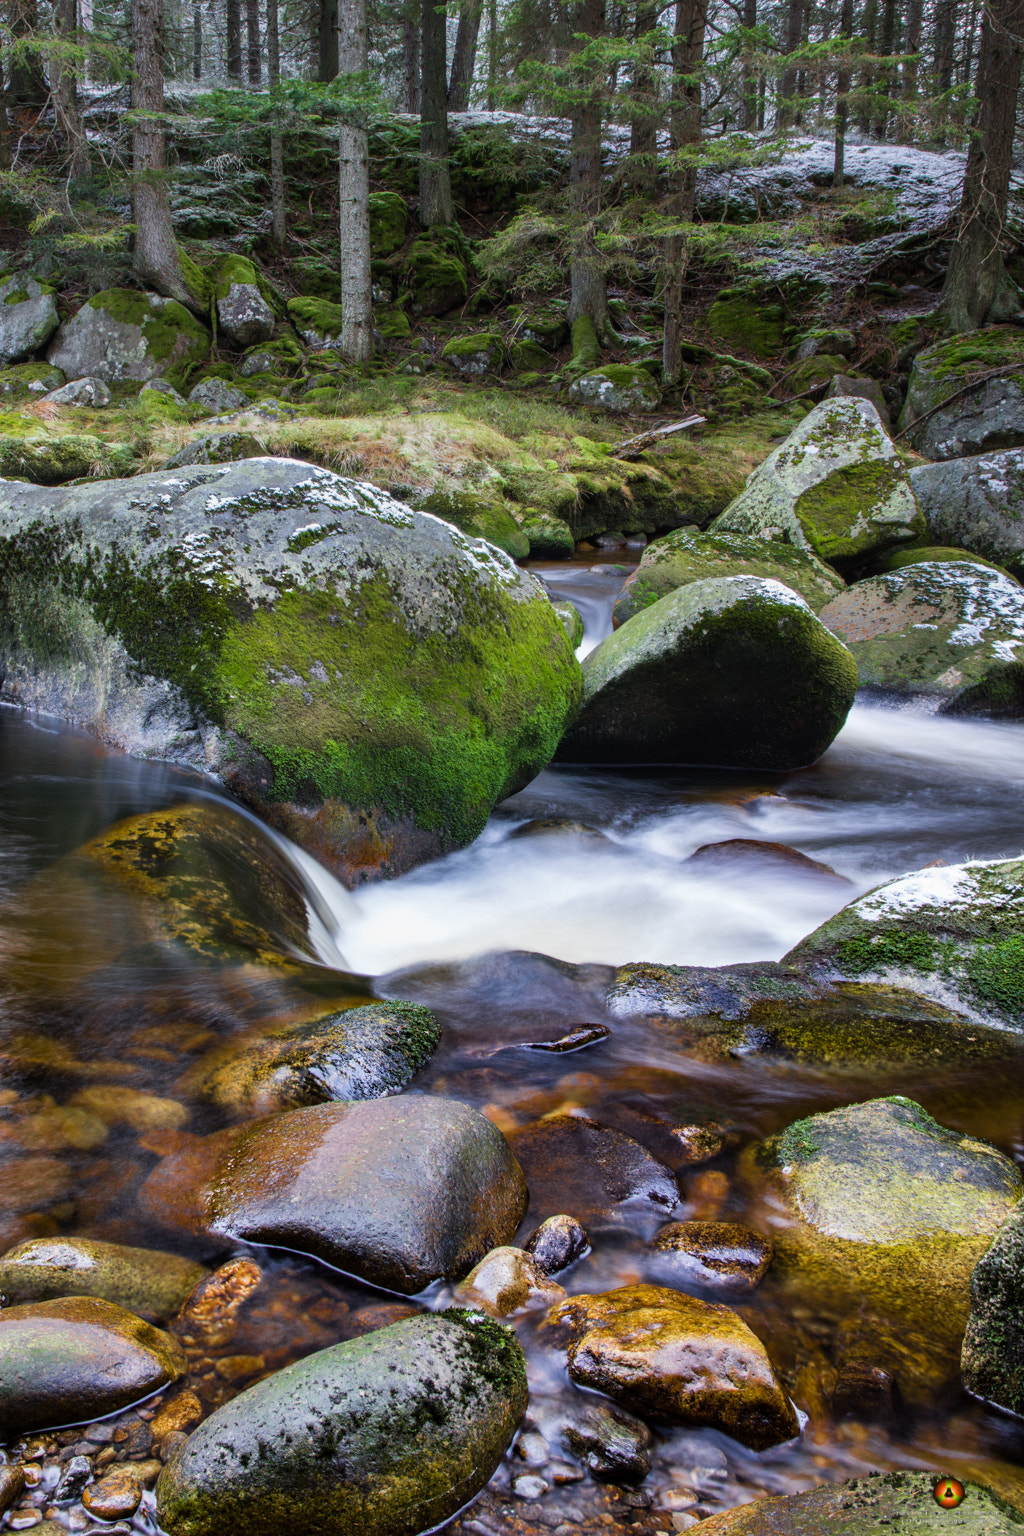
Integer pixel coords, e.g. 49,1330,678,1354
648,1221,773,1293
710,397,923,567
900,327,1024,460
140,1097,528,1294
557,576,857,769
819,562,1024,714
0,1296,185,1437
156,1311,527,1536
46,288,209,382
0,459,580,884
911,449,1024,578
696,1471,1024,1533
613,526,845,625
560,1400,652,1484
0,1237,206,1319
549,1283,798,1450
508,1114,679,1233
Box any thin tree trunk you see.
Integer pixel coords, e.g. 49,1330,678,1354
245,0,259,81
402,1,420,110
628,0,658,193
267,0,285,244
567,0,608,338
900,0,923,128
663,0,705,386
940,0,1024,331
54,0,89,183
776,0,803,129
226,0,242,76
756,67,765,128
131,0,201,310
419,0,454,224
9,0,47,108
338,0,372,360
192,0,202,76
872,0,896,138
448,0,481,109
739,0,756,129
932,0,957,144
855,0,876,132
833,0,853,185
318,0,339,78
486,0,497,105
963,0,982,87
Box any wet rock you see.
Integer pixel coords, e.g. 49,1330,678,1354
53,1456,91,1503
743,1096,1022,1353
552,598,585,646
508,817,609,844
156,1311,527,1536
786,855,1024,1032
0,1467,25,1515
0,1095,107,1153
0,1297,185,1437
613,527,844,627
669,1125,725,1164
683,839,850,885
187,378,249,413
560,1401,652,1485
343,1302,420,1337
40,376,110,407
910,448,1024,578
524,513,575,559
46,289,209,383
558,577,857,770
508,1114,679,1233
172,1259,263,1349
694,1471,1024,1533
2,1156,74,1212
962,1201,1024,1416
524,1214,591,1275
453,1245,565,1317
900,326,1024,460
162,431,264,469
82,1468,142,1521
549,1284,798,1450
0,460,579,885
0,1237,207,1319
819,562,1024,714
648,1222,772,1293
150,1392,204,1441
711,397,923,568
182,1001,440,1115
0,273,59,363
141,1098,528,1294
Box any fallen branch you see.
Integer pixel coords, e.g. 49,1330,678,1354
612,414,707,460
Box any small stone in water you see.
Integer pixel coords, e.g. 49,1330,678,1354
343,1303,420,1338
648,1221,773,1293
561,1400,652,1485
527,1026,612,1053
53,1456,92,1504
82,1468,141,1521
158,1431,189,1464
69,1087,189,1133
686,1169,730,1221
512,1475,549,1500
523,1214,590,1275
516,1431,549,1468
0,1466,26,1515
670,1126,725,1165
173,1259,262,1349
150,1392,203,1441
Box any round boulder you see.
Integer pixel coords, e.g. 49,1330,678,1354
696,1472,1024,1534
46,288,209,383
648,1221,773,1293
910,448,1024,578
0,272,59,364
0,1237,206,1320
568,366,661,413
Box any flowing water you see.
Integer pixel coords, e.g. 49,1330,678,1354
3,561,1024,1530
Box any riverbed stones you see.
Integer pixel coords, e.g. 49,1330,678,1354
46,289,209,382
524,1213,590,1274
140,1097,528,1293
183,1001,440,1114
0,459,580,883
900,327,1024,460
549,1284,798,1450
743,1096,1023,1351
710,397,924,566
560,1401,652,1484
0,1296,185,1436
507,1114,679,1234
647,1222,773,1293
557,576,857,769
0,273,59,364
613,527,845,625
818,561,1024,713
910,449,1024,578
0,1237,207,1319
451,1245,566,1317
156,1311,527,1536
786,855,1024,1031
83,1468,143,1521
962,1202,1024,1416
696,1471,1024,1534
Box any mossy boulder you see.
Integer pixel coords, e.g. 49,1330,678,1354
0,361,64,401
711,397,924,568
558,575,857,769
47,289,210,383
0,460,579,881
508,338,552,372
0,1237,206,1320
368,190,409,257
41,375,110,408
786,855,1024,1031
441,332,505,377
403,232,469,317
156,1311,527,1536
707,294,785,360
900,327,1024,460
213,256,275,349
420,488,529,559
376,305,411,339
568,366,661,413
290,258,341,302
788,354,849,395
819,561,1024,712
795,328,854,360
963,1202,1024,1417
519,310,569,350
286,296,344,350
0,415,132,485
614,526,844,626
743,1097,1022,1379
138,377,189,423
187,377,249,413
910,449,1024,577
162,430,265,469
552,598,584,647
238,336,304,376
522,512,575,558
0,272,58,364
873,543,1010,576
696,1472,1024,1534
825,371,890,422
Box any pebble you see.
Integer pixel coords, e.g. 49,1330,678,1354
53,1456,91,1503
149,1391,203,1440
0,1466,26,1514
81,1467,141,1520
513,1476,550,1500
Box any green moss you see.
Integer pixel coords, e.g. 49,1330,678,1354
286,297,344,340
966,937,1024,1018
402,236,468,317
922,326,1024,383
377,307,411,339
570,315,601,371
796,459,925,562
291,259,341,303
838,929,947,975
368,191,408,257
707,296,785,360
874,545,1011,576
420,489,528,559
87,288,209,368
788,354,848,393
179,250,212,309
3,289,29,306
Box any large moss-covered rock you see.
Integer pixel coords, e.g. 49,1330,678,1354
786,855,1024,1031
900,327,1024,460
0,1296,185,1436
419,488,529,559
0,418,132,485
156,1310,527,1536
707,294,785,359
697,1472,1024,1534
558,576,857,769
0,1237,206,1320
550,1284,798,1449
285,296,344,350
47,289,209,383
0,272,58,364
522,512,575,558
140,1096,528,1293
213,256,275,349
0,460,579,882
744,1097,1022,1364
613,526,844,625
874,543,1011,576
403,232,469,317
963,1202,1024,1416
369,190,409,257
568,366,661,413
163,430,264,468
711,397,924,567
818,561,1024,713
911,449,1024,577
441,332,504,377
0,361,65,400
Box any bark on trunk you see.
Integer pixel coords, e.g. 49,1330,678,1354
832,0,853,185
628,0,659,194
192,0,202,77
486,0,497,106
872,0,897,138
318,0,339,78
738,0,757,129
402,2,420,111
246,0,260,81
940,0,1024,330
226,0,242,76
419,0,454,225
338,0,372,361
662,0,705,386
855,0,876,132
900,0,923,123
54,0,90,183
267,0,286,244
775,0,803,129
9,0,47,109
131,0,201,311
447,0,482,109
566,0,607,337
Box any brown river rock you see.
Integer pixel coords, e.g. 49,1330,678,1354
140,1097,528,1294
507,1114,680,1231
549,1283,798,1450
648,1221,773,1293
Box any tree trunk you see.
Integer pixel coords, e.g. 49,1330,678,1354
54,0,89,183
246,0,260,81
131,0,202,311
448,0,481,110
192,0,202,76
402,2,420,111
832,0,853,185
900,0,923,123
226,0,242,76
940,0,1024,331
266,0,286,244
872,0,896,138
662,0,706,386
776,0,803,129
419,0,454,225
9,0,48,109
738,0,757,129
338,0,372,360
487,0,497,106
628,0,658,194
567,0,607,338
855,0,876,131
318,0,339,78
